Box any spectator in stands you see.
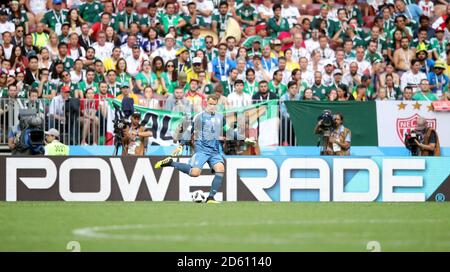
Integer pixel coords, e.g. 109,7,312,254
280,81,300,119
402,86,414,101
165,87,191,113
401,59,428,93
80,88,99,145
302,88,319,101
185,78,206,113
48,85,70,132
413,79,438,101
353,84,370,101
428,59,449,98
252,80,278,102
117,83,138,105
227,79,251,108
139,86,160,109
2,0,450,149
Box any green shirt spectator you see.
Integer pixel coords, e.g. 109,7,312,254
159,12,185,35
118,10,140,33
78,80,99,94
79,0,104,23
41,5,68,34
413,91,438,101
268,80,287,97
58,82,79,98
10,7,28,30
311,83,330,101
236,1,257,25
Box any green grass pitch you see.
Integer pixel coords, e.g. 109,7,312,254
0,202,449,252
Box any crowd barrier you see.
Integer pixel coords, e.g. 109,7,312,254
0,98,297,150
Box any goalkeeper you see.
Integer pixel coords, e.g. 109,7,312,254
155,95,226,204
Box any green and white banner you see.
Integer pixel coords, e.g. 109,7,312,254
285,101,450,147
107,99,279,146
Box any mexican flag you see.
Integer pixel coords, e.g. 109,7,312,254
285,101,450,147
106,99,279,147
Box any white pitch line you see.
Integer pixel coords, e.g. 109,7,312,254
72,219,450,247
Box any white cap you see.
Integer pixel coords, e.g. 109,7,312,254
45,128,60,138
164,33,175,40
192,57,202,64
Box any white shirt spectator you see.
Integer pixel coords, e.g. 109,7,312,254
322,72,334,87
305,39,320,54
301,70,314,87
151,46,177,63
120,44,133,60
196,0,215,24
318,47,335,60
258,4,273,19
3,44,13,60
227,91,252,108
29,0,49,14
226,48,238,60
281,69,291,86
70,70,86,84
48,95,66,118
355,59,372,75
418,0,434,17
92,42,114,61
126,53,149,77
400,70,427,93
290,45,310,62
68,46,86,60
0,21,15,37
281,5,300,28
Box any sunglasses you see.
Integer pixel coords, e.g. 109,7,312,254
167,65,174,67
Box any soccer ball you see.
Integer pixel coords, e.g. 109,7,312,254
191,190,206,203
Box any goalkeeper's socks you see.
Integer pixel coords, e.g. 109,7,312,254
171,161,192,175
209,172,224,198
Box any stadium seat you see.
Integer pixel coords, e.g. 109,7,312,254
362,16,375,28
137,2,148,15
303,4,321,16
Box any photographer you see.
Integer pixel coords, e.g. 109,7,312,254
315,111,351,156
121,112,153,156
411,117,440,156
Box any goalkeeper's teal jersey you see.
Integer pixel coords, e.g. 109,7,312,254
193,111,224,154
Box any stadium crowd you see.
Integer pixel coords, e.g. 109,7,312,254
1,0,450,147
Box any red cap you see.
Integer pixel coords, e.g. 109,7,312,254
61,86,70,93
255,24,266,32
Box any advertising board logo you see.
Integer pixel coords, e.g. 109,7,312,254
396,113,436,144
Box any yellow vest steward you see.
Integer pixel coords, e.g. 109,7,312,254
45,140,69,155
32,32,49,49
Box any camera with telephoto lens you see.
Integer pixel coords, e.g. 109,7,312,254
405,129,424,156
318,109,334,133
13,109,45,155
113,117,130,142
